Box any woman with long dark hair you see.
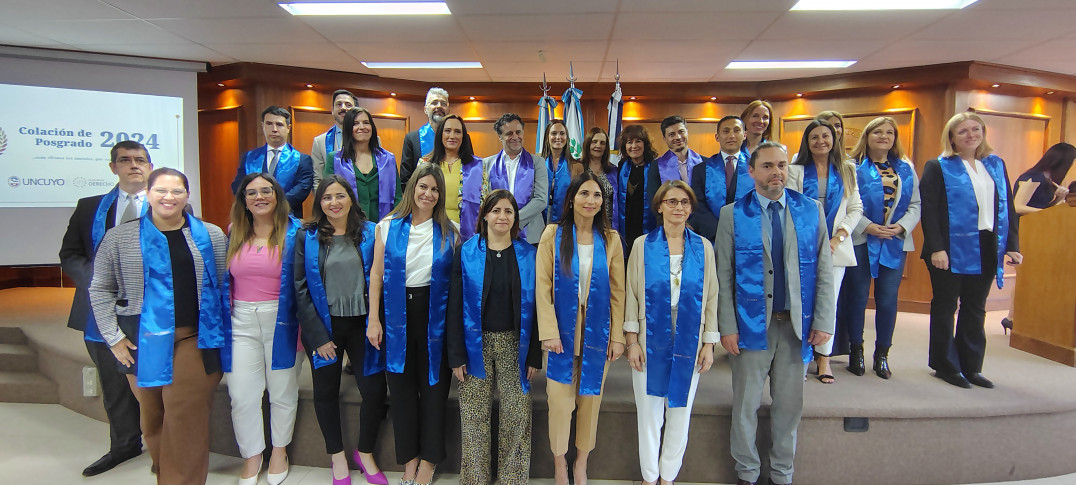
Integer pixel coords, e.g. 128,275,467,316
920,112,1021,389
788,119,862,382
294,175,388,485
420,114,483,240
367,164,461,485
537,171,625,485
841,117,921,379
446,189,541,485
573,126,620,231
624,180,717,485
223,173,301,485
89,167,227,484
328,107,401,221
617,124,660,255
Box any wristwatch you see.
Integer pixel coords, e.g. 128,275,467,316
838,235,846,242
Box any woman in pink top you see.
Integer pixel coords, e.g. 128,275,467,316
224,173,302,485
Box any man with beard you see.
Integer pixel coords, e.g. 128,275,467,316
716,142,834,485
482,113,548,245
401,87,450,185
646,115,704,208
311,89,358,190
59,140,150,476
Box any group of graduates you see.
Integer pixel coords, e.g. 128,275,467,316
62,84,1067,485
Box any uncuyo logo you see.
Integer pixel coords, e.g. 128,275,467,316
8,176,19,188
0,127,7,156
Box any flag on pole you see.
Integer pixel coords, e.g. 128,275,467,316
607,83,623,151
536,94,558,154
562,86,584,160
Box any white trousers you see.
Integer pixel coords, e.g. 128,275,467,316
227,300,300,458
815,265,846,356
631,366,702,482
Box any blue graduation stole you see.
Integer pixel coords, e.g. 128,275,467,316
383,216,454,385
489,150,536,238
418,123,434,158
617,160,655,234
136,213,225,387
733,190,820,364
938,154,1011,288
300,223,384,373
220,217,302,372
333,148,399,220
548,226,611,395
245,145,300,190
86,186,147,342
460,237,537,393
655,149,703,186
547,154,573,223
801,162,844,236
857,156,914,278
324,125,338,166
703,152,752,215
643,227,704,408
459,156,484,241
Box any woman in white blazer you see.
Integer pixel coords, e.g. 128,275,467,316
787,119,862,383
840,116,920,379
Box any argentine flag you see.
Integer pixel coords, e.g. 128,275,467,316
562,86,584,160
607,84,623,152
536,94,558,154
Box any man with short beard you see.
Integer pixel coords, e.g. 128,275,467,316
311,89,358,190
401,87,450,185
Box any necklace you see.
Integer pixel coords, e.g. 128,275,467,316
671,256,683,287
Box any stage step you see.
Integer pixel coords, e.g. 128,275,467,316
0,343,38,372
0,327,59,404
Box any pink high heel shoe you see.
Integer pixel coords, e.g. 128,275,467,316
352,450,389,485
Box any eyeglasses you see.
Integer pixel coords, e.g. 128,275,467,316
151,187,187,197
662,198,691,208
115,158,150,166
245,187,275,198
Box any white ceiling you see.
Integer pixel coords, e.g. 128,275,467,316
2,0,1075,83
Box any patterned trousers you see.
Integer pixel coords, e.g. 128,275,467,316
458,331,532,485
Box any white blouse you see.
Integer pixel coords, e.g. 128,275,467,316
377,218,459,287
961,158,996,232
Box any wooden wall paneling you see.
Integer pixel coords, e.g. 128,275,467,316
197,106,242,229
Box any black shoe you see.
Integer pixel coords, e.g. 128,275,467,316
934,371,972,389
82,447,142,477
1001,318,1013,335
965,373,995,388
344,362,354,375
873,346,892,379
847,344,865,376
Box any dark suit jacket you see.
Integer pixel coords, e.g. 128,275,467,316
688,157,743,241
60,194,116,332
231,145,314,218
445,245,542,371
919,158,1019,262
400,129,422,187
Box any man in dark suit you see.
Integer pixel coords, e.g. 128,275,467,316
689,115,753,241
400,87,450,185
231,106,313,217
59,140,148,476
716,142,835,485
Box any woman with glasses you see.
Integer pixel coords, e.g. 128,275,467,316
624,180,717,485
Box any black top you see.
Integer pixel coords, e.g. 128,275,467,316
1015,171,1056,214
482,244,518,332
446,242,542,371
164,223,198,328
624,162,647,254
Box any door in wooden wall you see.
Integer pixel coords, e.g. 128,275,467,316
198,107,241,229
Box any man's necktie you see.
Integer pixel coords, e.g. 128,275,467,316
769,201,787,313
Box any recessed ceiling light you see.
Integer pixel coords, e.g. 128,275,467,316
991,84,1000,88
279,2,451,16
726,60,856,69
796,93,804,97
629,96,637,100
710,96,717,101
468,96,475,100
305,84,313,88
389,92,396,97
791,0,977,10
1046,91,1055,95
892,84,901,89
362,61,482,69
217,83,225,87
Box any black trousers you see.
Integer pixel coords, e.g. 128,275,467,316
385,286,450,465
926,230,998,375
86,339,142,453
309,315,388,454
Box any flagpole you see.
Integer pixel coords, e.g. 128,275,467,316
536,73,555,154
562,62,584,160
608,59,624,154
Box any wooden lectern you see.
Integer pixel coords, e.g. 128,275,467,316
1010,203,1076,366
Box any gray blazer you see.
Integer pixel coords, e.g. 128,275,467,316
310,125,342,192
715,195,836,340
482,150,549,245
88,219,227,347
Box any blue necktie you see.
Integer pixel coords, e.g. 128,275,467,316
770,201,787,312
